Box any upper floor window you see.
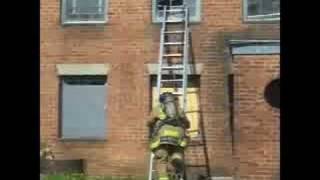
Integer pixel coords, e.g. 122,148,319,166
152,0,201,23
61,0,107,25
244,0,280,22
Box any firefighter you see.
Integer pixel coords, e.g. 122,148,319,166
148,92,190,180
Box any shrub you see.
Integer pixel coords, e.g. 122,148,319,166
40,142,55,160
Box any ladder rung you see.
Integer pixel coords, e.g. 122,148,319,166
161,79,184,82
161,65,184,70
159,9,185,12
165,19,184,23
168,5,185,8
163,53,183,57
184,164,208,167
164,42,184,45
172,92,183,95
157,5,185,8
166,9,185,13
164,30,185,34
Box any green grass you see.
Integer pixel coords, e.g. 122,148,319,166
43,173,148,180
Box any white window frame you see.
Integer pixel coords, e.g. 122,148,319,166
61,0,108,25
243,0,280,22
152,0,201,23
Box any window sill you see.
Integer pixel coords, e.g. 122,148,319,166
243,18,280,24
61,20,107,26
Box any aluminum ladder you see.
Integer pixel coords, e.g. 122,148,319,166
148,4,190,180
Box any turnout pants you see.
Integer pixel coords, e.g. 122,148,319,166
154,145,185,180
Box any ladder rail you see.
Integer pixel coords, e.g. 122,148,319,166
148,153,155,180
156,5,168,98
150,6,169,180
182,6,189,112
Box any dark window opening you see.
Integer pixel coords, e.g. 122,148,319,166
264,78,280,109
157,0,184,10
62,75,107,85
153,0,200,22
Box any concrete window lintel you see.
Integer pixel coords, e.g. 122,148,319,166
146,63,203,75
56,64,110,76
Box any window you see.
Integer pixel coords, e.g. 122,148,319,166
244,0,280,22
151,75,200,138
61,0,107,25
60,76,107,140
229,40,280,55
152,0,201,23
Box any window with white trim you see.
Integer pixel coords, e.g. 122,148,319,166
244,0,280,22
152,0,201,23
61,0,107,25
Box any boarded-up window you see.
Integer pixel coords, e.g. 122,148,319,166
151,76,200,138
60,76,107,140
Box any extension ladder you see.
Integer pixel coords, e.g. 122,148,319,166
148,3,190,180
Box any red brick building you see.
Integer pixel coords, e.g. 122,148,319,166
40,0,280,179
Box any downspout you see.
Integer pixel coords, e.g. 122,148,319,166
223,41,235,155
223,41,237,180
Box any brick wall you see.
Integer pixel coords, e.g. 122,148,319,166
232,55,280,180
41,0,279,177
